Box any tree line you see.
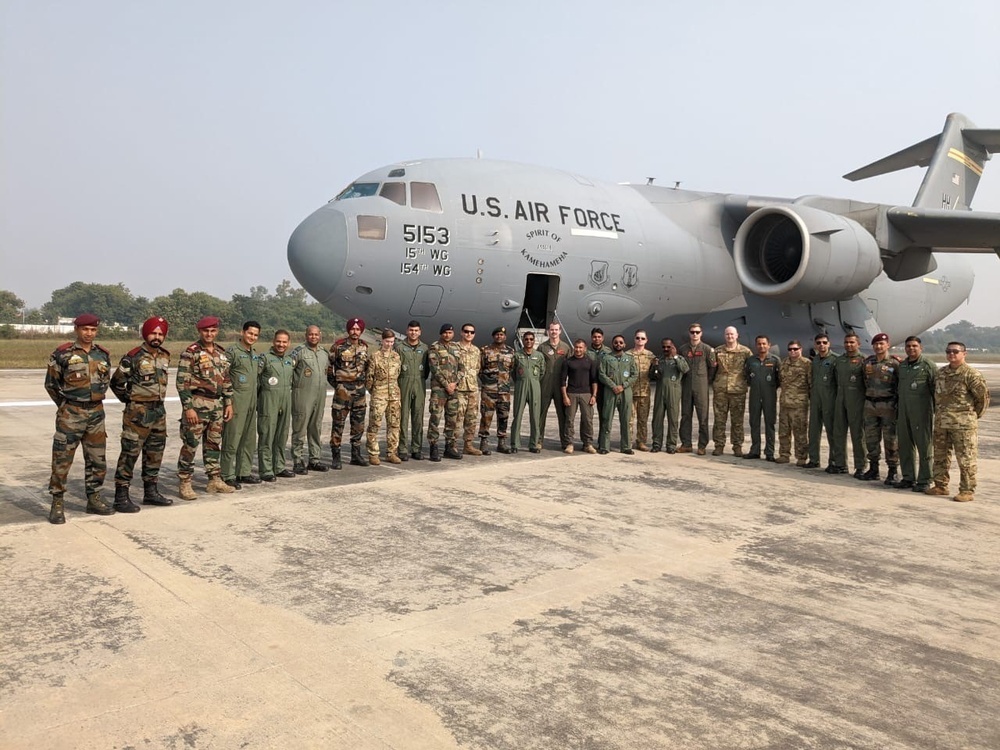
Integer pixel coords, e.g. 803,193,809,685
0,282,345,340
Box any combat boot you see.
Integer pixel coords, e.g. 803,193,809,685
444,442,463,460
479,437,492,456
113,484,141,513
369,454,381,466
953,492,975,502
774,456,790,464
463,440,483,456
85,492,115,515
294,462,308,475
883,466,898,486
178,478,198,501
496,437,511,454
387,452,402,464
350,445,369,466
924,485,949,496
206,476,236,494
399,451,409,462
429,443,441,462
861,462,880,481
331,451,342,470
48,493,66,524
143,481,173,506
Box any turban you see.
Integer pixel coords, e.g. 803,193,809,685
142,317,169,339
347,317,365,333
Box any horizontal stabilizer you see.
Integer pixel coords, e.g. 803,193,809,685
886,206,1000,250
843,136,939,182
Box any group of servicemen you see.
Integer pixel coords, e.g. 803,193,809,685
43,313,990,524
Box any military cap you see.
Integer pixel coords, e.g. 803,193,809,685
871,333,889,344
73,313,100,327
440,323,454,334
492,326,506,336
196,316,221,330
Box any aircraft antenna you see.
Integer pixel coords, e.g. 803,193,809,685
477,148,483,159
674,181,681,189
646,177,655,185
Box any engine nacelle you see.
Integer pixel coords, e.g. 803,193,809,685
733,205,883,303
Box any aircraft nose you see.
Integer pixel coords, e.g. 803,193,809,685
287,205,348,305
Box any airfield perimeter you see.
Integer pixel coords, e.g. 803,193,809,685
1,368,998,749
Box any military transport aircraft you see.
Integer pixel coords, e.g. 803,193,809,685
288,113,1000,347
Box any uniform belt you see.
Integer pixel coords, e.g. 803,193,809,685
64,399,103,407
866,396,895,403
192,389,221,399
131,399,164,405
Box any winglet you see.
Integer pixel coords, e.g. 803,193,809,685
843,113,1000,210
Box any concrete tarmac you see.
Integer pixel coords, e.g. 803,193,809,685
1,368,998,749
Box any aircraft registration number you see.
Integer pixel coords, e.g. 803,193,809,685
402,224,450,245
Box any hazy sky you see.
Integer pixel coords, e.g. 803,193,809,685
2,1,998,326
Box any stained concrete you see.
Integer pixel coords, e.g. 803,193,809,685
1,368,998,749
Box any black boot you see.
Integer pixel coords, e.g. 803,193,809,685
114,484,141,513
444,442,463,459
883,466,898,486
331,450,342,470
350,444,369,466
143,481,173,506
429,443,441,462
48,493,66,524
496,436,511,454
862,462,880,481
479,437,492,456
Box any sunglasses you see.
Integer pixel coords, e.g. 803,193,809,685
689,330,701,334
945,349,963,354
462,329,475,334
788,346,801,351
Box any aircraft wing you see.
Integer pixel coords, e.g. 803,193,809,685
884,206,1000,252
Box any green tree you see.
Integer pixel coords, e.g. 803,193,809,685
148,288,233,340
0,290,26,322
41,282,144,326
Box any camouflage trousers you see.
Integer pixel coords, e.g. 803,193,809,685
778,402,809,461
864,399,898,467
631,394,651,447
177,396,225,480
50,402,107,497
115,401,166,485
932,427,978,493
713,391,746,451
478,388,511,438
367,392,401,458
456,389,479,444
427,388,460,446
330,383,367,450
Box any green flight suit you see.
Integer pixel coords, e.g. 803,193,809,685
291,343,330,467
833,352,866,472
258,348,295,477
511,349,545,450
395,338,429,455
650,354,689,451
745,353,781,458
897,355,937,485
598,351,638,453
808,352,838,465
221,341,260,480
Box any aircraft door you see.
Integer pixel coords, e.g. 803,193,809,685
519,273,560,330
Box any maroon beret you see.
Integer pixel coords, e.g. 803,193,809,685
73,313,100,327
196,316,221,330
871,333,889,344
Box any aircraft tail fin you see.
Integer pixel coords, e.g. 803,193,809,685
843,113,1000,210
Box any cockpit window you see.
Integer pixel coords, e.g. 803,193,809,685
411,182,443,212
336,182,380,200
357,215,386,240
379,182,406,206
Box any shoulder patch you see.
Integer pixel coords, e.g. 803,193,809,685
94,343,111,356
56,341,75,352
186,343,202,353
127,345,143,357
160,347,170,356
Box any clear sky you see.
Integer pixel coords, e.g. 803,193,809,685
2,1,998,326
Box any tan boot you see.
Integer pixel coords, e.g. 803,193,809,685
178,478,197,501
924,485,949,496
563,444,574,454
464,440,483,456
953,492,975,502
774,456,790,464
387,453,402,464
369,455,381,466
206,476,235,494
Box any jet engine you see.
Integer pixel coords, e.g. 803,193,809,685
733,205,882,303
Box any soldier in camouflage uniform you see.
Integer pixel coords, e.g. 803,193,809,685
45,313,114,523
832,333,867,478
427,323,465,461
328,317,370,469
744,335,781,461
366,329,402,465
456,323,484,455
110,316,172,512
895,336,937,491
598,334,638,454
678,324,716,455
512,332,546,453
291,325,330,474
257,330,296,480
805,333,838,469
221,321,261,488
539,322,572,451
395,320,429,461
712,326,752,456
627,329,657,451
776,340,811,465
176,316,235,500
649,338,689,453
926,342,990,502
861,332,901,483
478,326,516,454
